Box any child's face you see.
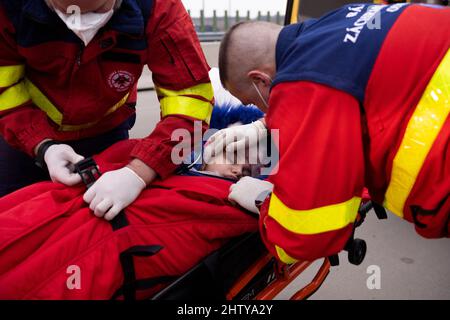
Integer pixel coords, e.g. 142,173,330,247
204,162,252,180
203,152,252,180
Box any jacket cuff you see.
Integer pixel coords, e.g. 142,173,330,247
130,140,178,180
17,126,54,157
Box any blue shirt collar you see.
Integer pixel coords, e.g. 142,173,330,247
275,23,304,72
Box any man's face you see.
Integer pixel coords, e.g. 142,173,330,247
225,74,271,113
225,82,265,112
48,0,116,13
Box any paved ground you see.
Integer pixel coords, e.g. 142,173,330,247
276,210,450,300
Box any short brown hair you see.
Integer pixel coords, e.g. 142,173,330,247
218,22,250,88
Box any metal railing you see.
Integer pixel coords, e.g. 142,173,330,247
197,32,226,42
189,9,285,42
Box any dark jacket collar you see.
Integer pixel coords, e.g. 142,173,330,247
22,0,145,36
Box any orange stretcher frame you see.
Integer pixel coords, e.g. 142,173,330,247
226,254,331,300
222,190,382,301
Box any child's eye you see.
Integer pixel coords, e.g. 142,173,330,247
242,167,251,177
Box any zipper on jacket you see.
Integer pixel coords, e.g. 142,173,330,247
76,46,83,66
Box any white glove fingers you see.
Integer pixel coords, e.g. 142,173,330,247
82,167,146,221
253,120,267,131
44,144,85,186
65,151,85,165
211,133,228,159
94,199,113,218
89,195,103,213
83,187,96,204
226,176,273,214
226,140,249,164
206,129,225,145
227,190,238,205
58,171,83,186
204,132,225,163
104,205,122,221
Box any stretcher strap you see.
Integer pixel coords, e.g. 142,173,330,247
110,211,129,231
73,158,129,230
111,275,175,300
114,245,164,301
109,209,167,301
73,158,167,300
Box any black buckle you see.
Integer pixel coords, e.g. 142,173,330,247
373,202,388,220
71,158,102,189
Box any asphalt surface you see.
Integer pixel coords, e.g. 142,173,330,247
276,210,450,300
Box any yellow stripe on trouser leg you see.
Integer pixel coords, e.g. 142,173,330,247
275,246,298,264
0,65,25,88
160,96,213,124
0,82,30,111
384,49,450,218
268,194,361,235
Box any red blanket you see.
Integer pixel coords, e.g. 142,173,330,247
0,140,257,299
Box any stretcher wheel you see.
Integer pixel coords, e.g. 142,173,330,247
347,238,366,266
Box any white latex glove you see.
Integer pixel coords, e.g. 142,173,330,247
44,144,85,185
204,120,267,163
228,176,274,214
83,167,146,221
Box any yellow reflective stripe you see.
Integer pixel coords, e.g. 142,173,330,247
290,0,300,24
384,49,450,218
24,79,130,131
104,93,130,116
275,246,298,264
160,96,213,124
268,194,361,235
156,83,214,101
24,79,63,125
0,82,30,111
0,65,25,88
59,93,130,131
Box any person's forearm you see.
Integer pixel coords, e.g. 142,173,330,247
127,158,158,186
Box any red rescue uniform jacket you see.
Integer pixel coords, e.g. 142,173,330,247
259,3,450,263
0,0,213,178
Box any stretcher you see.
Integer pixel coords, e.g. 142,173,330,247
151,192,386,301
72,155,386,301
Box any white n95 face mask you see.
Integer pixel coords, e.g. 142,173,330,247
53,1,116,46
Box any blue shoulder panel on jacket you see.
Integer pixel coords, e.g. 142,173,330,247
274,3,410,102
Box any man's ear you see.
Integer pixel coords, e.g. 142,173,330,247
247,70,271,86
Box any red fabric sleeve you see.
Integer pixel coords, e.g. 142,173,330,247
0,7,58,156
259,81,365,261
130,0,211,179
